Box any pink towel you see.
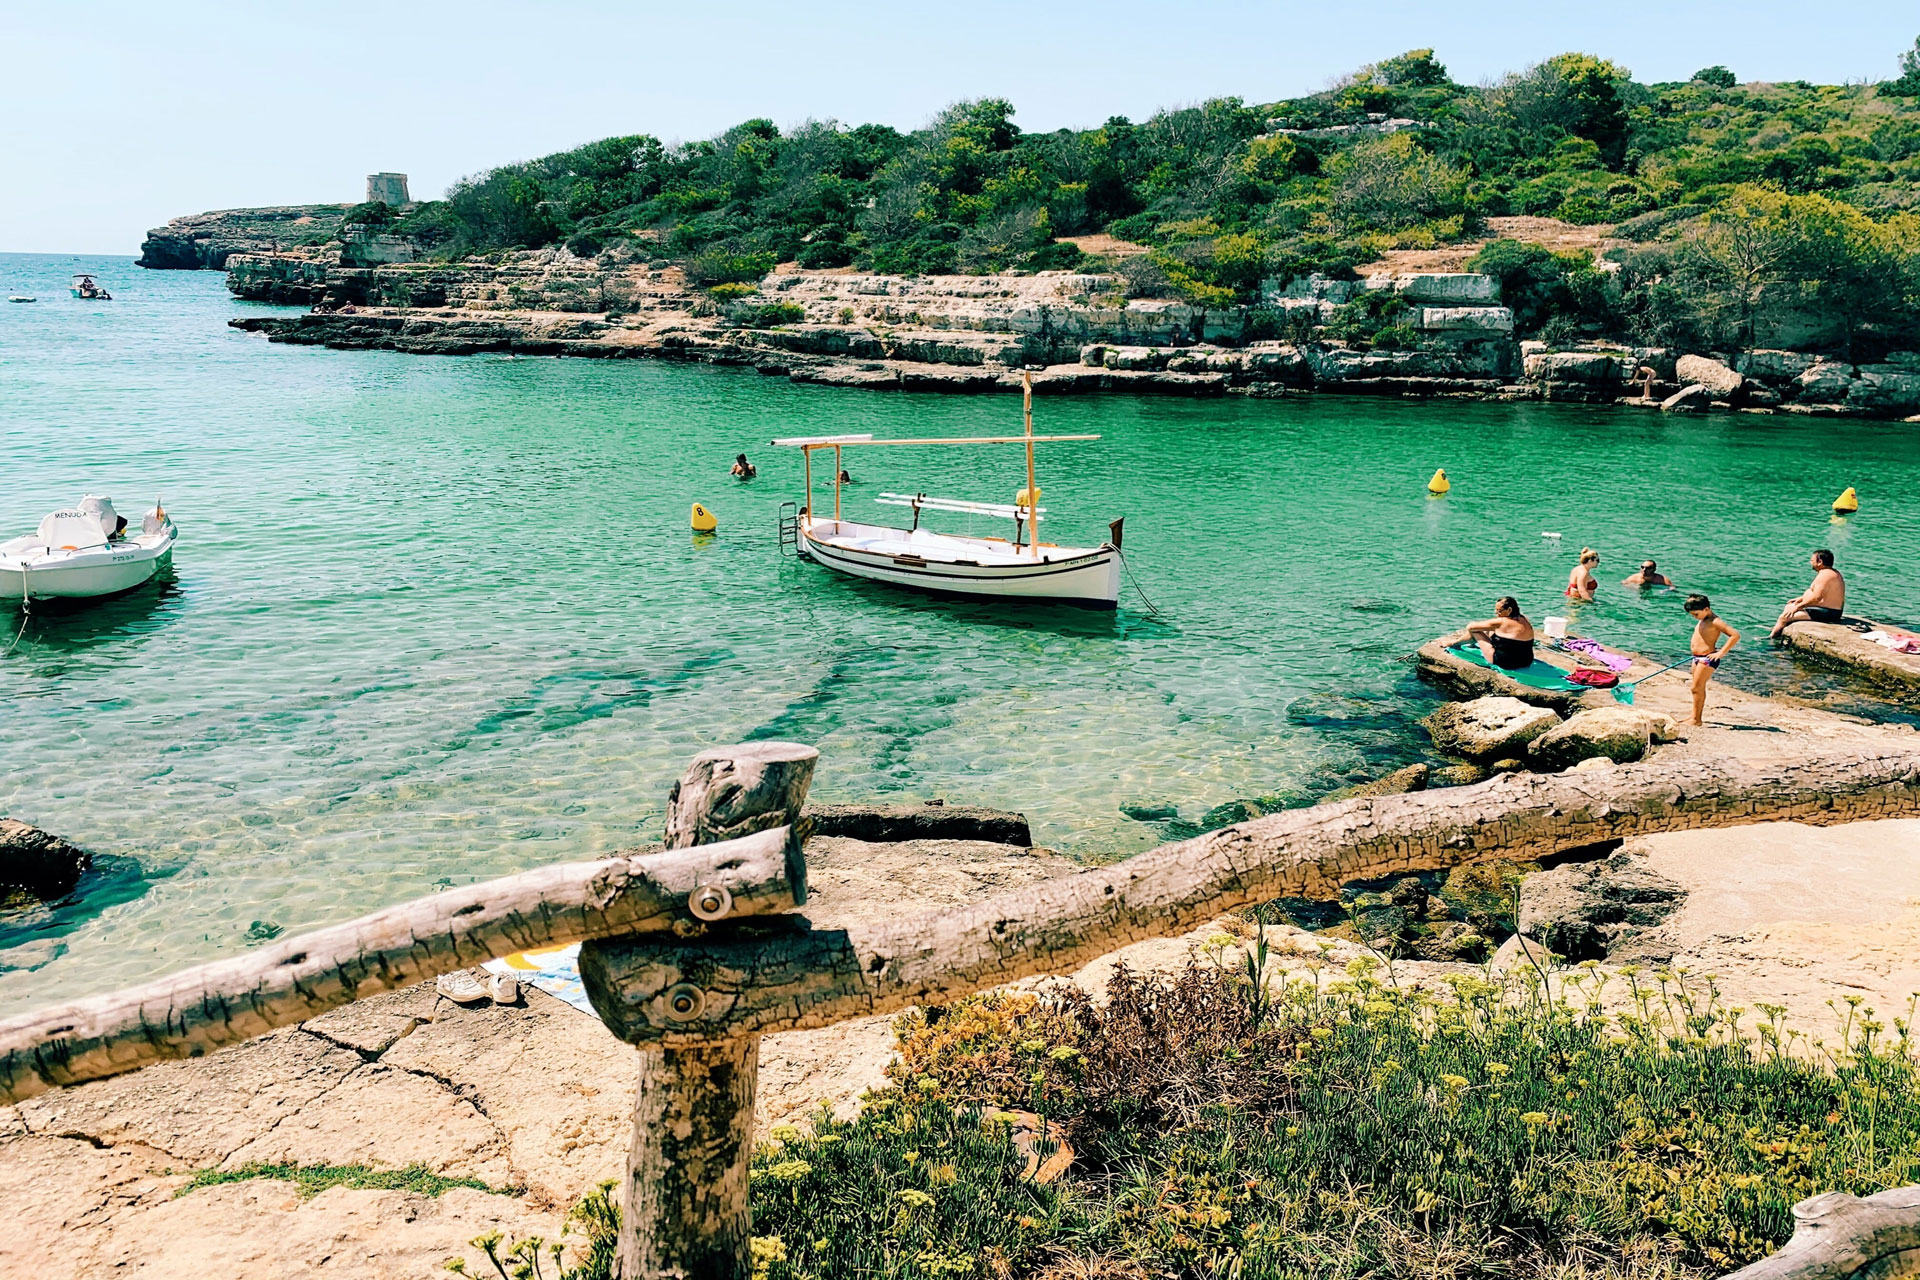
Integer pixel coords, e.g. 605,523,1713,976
1563,637,1633,673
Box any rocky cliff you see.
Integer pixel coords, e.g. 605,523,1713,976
137,205,353,270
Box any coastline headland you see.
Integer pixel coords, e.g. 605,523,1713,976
182,227,1920,415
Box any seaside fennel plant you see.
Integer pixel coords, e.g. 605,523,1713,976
752,960,1916,1279
487,951,1920,1280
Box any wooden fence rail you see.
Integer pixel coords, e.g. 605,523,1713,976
4,741,1919,1279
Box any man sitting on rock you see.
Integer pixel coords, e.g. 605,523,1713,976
1771,549,1846,637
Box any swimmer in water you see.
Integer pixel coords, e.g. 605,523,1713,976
1623,559,1672,588
1565,548,1600,601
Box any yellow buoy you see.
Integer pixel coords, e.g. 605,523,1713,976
690,502,717,532
1015,487,1042,507
1832,486,1858,514
1427,468,1450,495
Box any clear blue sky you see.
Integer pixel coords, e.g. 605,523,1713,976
4,1,1916,254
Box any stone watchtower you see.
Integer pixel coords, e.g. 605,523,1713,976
366,173,411,206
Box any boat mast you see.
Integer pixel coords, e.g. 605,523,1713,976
803,447,812,521
834,444,842,522
1023,371,1038,557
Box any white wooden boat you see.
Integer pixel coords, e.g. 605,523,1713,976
773,374,1122,608
0,497,176,601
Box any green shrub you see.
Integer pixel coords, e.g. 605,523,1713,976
687,248,777,285
727,957,1920,1279
706,282,757,301
736,302,805,328
181,1161,494,1200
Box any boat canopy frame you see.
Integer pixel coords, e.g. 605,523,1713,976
770,373,1097,555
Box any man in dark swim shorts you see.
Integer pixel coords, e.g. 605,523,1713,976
1771,549,1846,637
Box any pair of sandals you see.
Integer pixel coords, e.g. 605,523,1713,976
435,968,519,1006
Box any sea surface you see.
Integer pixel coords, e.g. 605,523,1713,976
4,251,1918,1003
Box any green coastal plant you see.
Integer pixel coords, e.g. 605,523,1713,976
701,956,1920,1280
177,1161,497,1199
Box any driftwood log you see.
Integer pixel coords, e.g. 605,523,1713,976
1724,1187,1920,1279
580,749,1920,1045
0,822,806,1105
584,742,818,1280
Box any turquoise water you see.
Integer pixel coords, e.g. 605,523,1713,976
4,250,1918,1003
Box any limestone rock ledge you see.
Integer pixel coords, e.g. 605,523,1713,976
137,206,353,270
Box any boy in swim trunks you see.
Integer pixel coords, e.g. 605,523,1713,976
1685,593,1740,727
1770,549,1845,637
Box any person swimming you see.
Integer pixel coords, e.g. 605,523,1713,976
838,468,853,484
731,453,757,479
1685,593,1741,727
1565,549,1600,600
1623,559,1672,588
1465,596,1536,671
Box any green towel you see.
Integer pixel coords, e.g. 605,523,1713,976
1446,644,1585,692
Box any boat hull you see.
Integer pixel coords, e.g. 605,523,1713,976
801,521,1119,607
0,546,171,601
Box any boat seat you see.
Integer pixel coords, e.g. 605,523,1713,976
36,511,108,550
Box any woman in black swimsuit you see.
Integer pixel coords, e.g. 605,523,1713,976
1465,597,1536,670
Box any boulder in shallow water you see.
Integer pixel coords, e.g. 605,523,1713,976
1660,383,1712,413
1424,696,1561,761
1675,354,1742,400
1323,763,1430,802
1430,762,1491,787
0,819,92,904
1526,706,1674,771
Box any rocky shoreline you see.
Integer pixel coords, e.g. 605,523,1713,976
207,244,1920,417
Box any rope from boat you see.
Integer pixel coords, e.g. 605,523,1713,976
1115,546,1162,617
4,558,30,657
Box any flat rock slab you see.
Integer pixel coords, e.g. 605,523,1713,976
1779,621,1920,696
806,802,1032,847
1414,632,1603,713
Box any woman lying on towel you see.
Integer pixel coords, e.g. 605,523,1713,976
1464,597,1536,670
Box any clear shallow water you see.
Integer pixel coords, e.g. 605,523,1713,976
3,251,1918,1002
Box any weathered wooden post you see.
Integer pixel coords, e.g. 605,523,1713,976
580,741,818,1280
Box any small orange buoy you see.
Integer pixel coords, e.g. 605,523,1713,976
1833,486,1858,514
691,503,717,532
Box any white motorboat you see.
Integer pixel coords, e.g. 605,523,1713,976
773,374,1122,608
70,273,112,300
0,497,176,601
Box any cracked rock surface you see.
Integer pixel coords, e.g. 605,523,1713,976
0,835,1076,1277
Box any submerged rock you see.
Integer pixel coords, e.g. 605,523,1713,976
1526,706,1674,771
1322,763,1430,802
0,819,92,904
1424,696,1561,761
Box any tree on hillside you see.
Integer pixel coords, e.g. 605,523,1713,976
1890,36,1920,94
1692,66,1737,88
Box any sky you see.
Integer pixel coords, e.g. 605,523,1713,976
4,1,1917,254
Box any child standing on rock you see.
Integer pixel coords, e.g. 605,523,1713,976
1684,594,1740,727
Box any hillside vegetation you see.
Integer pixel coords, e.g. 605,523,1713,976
354,40,1920,355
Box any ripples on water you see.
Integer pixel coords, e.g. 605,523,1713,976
3,253,1918,1001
